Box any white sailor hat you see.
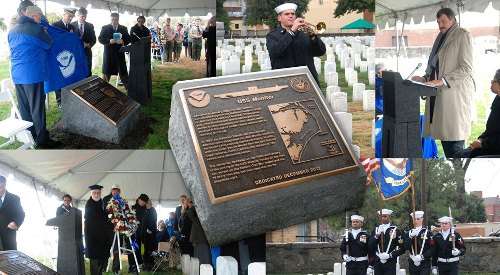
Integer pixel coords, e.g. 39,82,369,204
64,7,77,14
275,3,297,14
438,216,453,223
351,215,364,222
377,208,393,215
410,211,424,219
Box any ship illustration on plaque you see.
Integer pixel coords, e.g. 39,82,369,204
214,85,288,99
269,100,343,164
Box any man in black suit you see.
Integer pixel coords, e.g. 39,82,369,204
0,175,25,251
98,12,131,89
72,7,96,78
51,7,77,108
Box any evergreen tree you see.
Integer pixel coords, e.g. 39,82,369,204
334,0,375,18
245,0,309,31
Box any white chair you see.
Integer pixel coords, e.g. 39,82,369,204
0,78,35,149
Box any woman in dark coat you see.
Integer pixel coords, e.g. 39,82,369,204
143,199,158,270
203,16,216,78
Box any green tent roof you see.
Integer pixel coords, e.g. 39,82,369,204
340,19,376,30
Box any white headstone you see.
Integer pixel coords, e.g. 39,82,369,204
326,46,334,55
230,55,239,61
257,51,266,65
333,262,342,275
363,90,375,111
314,57,322,74
353,83,366,102
331,92,348,113
360,61,368,72
333,112,352,144
200,264,213,275
367,47,376,60
345,57,354,69
368,70,375,85
181,254,191,274
326,72,339,87
217,256,238,275
247,262,266,275
351,144,360,159
348,71,357,87
189,257,200,275
345,68,354,82
327,54,335,63
326,85,341,103
254,44,262,55
217,40,223,48
222,60,240,76
342,261,347,275
324,62,336,80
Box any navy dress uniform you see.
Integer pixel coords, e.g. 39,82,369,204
368,209,407,275
406,211,435,275
266,3,326,85
432,216,466,275
340,215,371,275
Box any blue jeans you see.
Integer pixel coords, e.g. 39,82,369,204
441,140,465,158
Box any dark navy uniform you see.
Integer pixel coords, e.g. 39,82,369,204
341,229,371,275
432,230,465,275
405,227,435,275
368,224,406,275
266,26,326,84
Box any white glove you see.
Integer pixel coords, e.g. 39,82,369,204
413,255,423,263
432,267,438,275
452,248,460,256
409,255,415,262
366,266,374,275
409,229,419,238
343,254,351,262
376,226,383,235
378,253,390,260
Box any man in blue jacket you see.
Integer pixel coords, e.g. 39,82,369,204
8,5,61,148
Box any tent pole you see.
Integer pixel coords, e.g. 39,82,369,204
394,16,399,71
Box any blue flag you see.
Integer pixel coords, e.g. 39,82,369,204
371,158,413,200
43,23,88,93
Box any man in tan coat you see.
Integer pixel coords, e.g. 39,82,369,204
412,8,474,158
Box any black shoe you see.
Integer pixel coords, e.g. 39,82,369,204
57,103,62,109
39,139,62,149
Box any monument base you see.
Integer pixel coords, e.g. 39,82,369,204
381,117,421,157
61,76,141,144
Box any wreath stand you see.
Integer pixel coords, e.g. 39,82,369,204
106,229,141,273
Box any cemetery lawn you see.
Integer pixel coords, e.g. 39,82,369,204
0,58,205,149
217,42,375,157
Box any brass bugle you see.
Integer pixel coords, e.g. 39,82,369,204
299,21,327,35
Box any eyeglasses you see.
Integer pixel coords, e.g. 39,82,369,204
138,20,145,23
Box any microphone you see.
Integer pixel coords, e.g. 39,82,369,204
405,63,422,80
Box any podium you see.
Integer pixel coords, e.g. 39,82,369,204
381,71,438,157
120,37,152,105
46,208,85,275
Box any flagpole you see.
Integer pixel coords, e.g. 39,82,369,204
411,170,417,255
377,158,384,252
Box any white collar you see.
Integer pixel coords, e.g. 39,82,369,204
0,191,5,202
441,229,451,238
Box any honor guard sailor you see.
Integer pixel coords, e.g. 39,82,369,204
340,214,371,275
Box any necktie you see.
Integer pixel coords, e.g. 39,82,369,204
65,22,68,29
114,26,117,32
0,198,3,208
79,23,84,38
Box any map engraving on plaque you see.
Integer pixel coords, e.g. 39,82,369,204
70,78,139,125
180,73,358,204
268,100,342,164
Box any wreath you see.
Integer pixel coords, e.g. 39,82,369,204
107,195,139,237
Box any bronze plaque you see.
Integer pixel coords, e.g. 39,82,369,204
180,72,358,204
70,77,139,126
0,251,58,274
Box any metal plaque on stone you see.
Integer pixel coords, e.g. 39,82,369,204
69,76,139,126
169,66,366,245
0,250,59,275
180,71,358,203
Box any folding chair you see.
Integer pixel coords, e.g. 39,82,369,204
0,78,35,149
152,241,171,274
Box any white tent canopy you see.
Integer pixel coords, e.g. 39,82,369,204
45,0,215,18
376,0,500,27
0,150,189,208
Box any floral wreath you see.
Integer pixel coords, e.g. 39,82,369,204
107,195,139,237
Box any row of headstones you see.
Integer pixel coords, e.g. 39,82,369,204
309,262,406,275
180,254,266,275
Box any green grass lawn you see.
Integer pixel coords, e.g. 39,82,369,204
0,56,204,149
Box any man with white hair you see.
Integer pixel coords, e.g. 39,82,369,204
368,209,405,275
266,2,326,84
0,175,25,251
340,214,371,275
431,216,466,275
406,211,435,275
